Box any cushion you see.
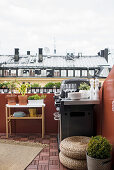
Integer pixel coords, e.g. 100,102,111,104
59,151,87,170
60,136,90,159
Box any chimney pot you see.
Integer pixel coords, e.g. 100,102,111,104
38,48,43,62
27,51,30,55
14,48,19,61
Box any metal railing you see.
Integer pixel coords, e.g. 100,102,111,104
0,87,60,94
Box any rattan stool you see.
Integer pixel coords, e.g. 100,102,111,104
60,136,90,159
59,151,87,170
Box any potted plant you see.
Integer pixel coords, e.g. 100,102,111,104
0,83,3,93
28,94,46,105
79,82,90,98
6,80,18,105
44,82,55,88
18,83,30,105
86,136,112,170
54,82,61,88
30,83,41,93
44,82,55,93
28,94,46,117
2,81,10,93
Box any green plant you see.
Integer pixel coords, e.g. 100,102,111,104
54,82,61,88
28,94,46,100
18,83,30,96
44,82,55,88
7,80,18,94
87,136,112,159
0,83,3,88
2,81,10,88
31,83,41,88
79,82,90,90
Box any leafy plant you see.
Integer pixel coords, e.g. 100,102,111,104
0,83,3,88
44,82,55,88
18,83,30,96
54,82,61,88
87,136,112,159
28,94,46,100
2,81,10,88
31,83,41,88
79,82,90,90
7,80,18,94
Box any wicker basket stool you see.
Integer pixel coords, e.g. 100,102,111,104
60,136,90,159
59,151,87,170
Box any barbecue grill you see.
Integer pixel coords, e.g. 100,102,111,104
54,78,95,145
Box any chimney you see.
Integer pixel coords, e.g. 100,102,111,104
38,48,43,62
104,48,108,62
54,49,56,54
97,52,100,56
27,51,30,55
14,48,19,61
78,52,82,57
101,50,104,57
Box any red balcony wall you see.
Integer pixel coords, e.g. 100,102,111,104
95,66,114,167
0,93,58,134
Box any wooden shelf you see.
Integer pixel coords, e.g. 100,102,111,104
8,115,42,120
6,105,45,138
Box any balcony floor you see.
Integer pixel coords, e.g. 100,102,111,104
0,133,69,170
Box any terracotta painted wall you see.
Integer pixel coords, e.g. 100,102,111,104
0,93,58,134
95,66,114,168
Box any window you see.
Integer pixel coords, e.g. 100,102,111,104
61,70,66,77
41,69,46,77
68,70,73,77
35,70,41,76
82,70,87,77
75,70,80,77
89,70,94,76
11,70,16,76
0,70,2,76
46,69,53,77
54,70,60,77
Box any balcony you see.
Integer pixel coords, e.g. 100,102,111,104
0,66,113,170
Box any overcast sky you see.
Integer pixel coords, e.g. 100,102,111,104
0,0,114,56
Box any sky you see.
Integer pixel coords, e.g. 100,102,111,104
0,0,114,56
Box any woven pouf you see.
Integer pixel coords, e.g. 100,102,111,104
60,136,90,159
59,151,87,170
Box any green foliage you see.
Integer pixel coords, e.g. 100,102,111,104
18,83,30,96
44,82,61,88
7,80,18,94
44,82,55,88
0,83,3,88
2,81,10,88
87,136,112,159
79,82,90,90
31,83,41,88
28,94,46,100
54,82,61,88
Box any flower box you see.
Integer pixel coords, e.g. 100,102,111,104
28,99,44,105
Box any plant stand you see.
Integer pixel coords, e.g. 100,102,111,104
5,104,45,138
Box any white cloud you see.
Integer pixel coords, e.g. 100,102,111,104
0,0,114,56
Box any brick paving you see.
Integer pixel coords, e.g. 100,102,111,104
0,133,69,170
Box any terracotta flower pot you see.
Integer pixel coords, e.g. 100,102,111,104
18,95,28,105
6,95,17,105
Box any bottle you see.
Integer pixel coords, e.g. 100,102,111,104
94,79,99,99
90,79,94,99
